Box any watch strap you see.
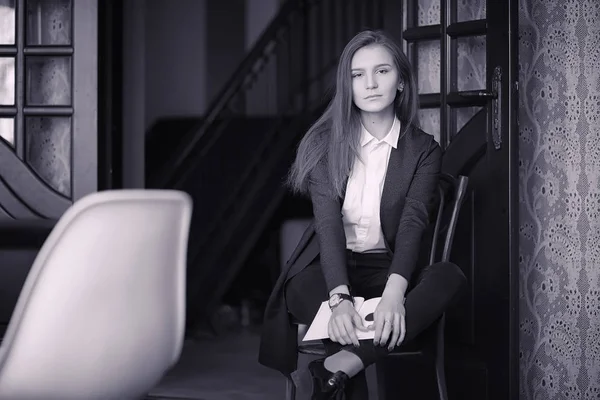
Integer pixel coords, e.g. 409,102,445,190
329,293,354,309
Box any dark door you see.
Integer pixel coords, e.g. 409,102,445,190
402,1,519,399
0,0,98,221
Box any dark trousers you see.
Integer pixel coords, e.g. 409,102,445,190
285,251,466,399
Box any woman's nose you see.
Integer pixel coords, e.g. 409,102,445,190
366,75,378,89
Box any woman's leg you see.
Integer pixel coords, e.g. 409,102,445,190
286,260,369,399
341,261,467,367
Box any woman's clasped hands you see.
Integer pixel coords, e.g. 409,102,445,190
327,293,406,351
328,300,368,347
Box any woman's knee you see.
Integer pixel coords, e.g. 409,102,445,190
429,261,467,292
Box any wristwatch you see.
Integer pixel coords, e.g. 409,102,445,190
328,293,354,310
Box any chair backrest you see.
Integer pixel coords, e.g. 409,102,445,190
439,174,469,262
418,173,469,267
0,190,192,400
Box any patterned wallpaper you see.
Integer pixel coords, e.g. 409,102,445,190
415,0,600,397
519,0,600,398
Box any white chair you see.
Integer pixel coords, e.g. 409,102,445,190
0,190,192,400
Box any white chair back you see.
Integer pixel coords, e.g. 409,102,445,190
0,190,192,400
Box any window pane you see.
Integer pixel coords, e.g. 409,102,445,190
26,116,71,196
417,0,440,26
0,0,16,45
26,56,72,105
416,40,441,94
456,35,486,92
454,106,482,136
0,57,15,105
0,117,14,146
419,108,441,143
457,0,486,22
26,0,72,45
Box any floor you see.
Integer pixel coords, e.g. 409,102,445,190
146,327,379,400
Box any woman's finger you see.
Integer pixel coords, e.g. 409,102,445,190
373,312,385,345
335,318,350,345
388,313,400,351
343,315,360,346
331,321,343,344
380,313,394,346
338,316,354,345
397,312,406,346
352,311,369,332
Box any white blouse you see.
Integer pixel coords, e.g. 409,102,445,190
342,117,401,253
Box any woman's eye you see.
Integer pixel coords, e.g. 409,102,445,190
377,69,388,74
352,73,362,78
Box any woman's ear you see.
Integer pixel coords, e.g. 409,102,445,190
398,81,405,92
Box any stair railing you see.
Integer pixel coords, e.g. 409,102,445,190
174,0,387,326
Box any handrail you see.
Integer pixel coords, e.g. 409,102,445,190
162,0,388,327
187,68,336,251
176,0,385,271
152,0,307,188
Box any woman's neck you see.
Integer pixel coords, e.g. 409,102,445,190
360,107,395,140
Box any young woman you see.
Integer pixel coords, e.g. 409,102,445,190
259,30,466,400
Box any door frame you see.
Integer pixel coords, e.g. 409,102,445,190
98,0,123,191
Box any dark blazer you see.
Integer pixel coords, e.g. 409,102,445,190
258,124,442,376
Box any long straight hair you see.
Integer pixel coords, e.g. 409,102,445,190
287,30,420,198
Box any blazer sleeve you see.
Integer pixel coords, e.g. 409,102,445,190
388,138,442,282
308,161,349,292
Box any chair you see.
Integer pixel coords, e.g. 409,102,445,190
0,190,192,400
283,173,469,400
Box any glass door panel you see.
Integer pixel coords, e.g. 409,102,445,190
0,0,16,45
416,40,441,94
417,0,440,26
408,0,490,145
0,117,14,145
419,107,441,143
455,35,486,91
26,56,72,105
26,0,72,45
453,105,482,136
455,0,486,22
25,116,71,195
0,57,15,105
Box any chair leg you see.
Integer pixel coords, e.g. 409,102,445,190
286,376,297,400
435,352,449,400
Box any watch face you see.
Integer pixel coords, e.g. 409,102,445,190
329,294,342,307
329,294,342,308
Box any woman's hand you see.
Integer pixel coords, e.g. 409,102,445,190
372,293,406,351
328,300,368,346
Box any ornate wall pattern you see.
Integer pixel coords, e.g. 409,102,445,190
519,0,600,398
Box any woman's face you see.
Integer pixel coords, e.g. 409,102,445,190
350,44,402,115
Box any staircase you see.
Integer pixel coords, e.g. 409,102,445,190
146,0,388,331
